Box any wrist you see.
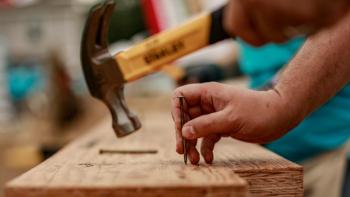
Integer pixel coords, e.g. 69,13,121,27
266,87,306,133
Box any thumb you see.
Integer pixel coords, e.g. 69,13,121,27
182,109,235,139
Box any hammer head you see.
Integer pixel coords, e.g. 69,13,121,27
81,0,141,137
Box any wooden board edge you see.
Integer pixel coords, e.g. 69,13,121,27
5,185,249,197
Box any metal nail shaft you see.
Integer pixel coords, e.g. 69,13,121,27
178,96,188,165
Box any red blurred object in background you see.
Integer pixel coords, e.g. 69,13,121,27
141,0,163,35
0,0,12,8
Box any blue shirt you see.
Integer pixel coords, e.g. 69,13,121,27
238,38,350,162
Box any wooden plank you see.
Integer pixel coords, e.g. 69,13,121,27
5,95,303,196
5,122,247,197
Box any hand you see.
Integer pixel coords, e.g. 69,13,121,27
224,0,350,46
171,82,302,165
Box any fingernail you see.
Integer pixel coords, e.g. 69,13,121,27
182,126,195,139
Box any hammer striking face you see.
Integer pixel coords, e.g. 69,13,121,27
81,0,230,138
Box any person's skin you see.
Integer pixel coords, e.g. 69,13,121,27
224,0,350,46
171,11,350,165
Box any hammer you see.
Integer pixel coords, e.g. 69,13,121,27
81,0,231,137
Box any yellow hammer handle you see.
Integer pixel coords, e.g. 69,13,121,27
115,6,230,82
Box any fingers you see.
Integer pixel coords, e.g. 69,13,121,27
187,139,200,165
172,83,214,154
175,114,200,165
188,106,202,120
171,84,202,145
200,134,221,164
172,92,187,154
175,123,184,154
172,83,209,107
171,83,226,165
174,107,191,154
182,109,234,140
173,94,203,158
186,107,202,165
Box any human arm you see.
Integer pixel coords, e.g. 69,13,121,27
171,11,350,164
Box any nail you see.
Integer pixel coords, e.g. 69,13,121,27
183,126,195,139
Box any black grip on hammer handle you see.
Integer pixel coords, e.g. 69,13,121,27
209,6,232,44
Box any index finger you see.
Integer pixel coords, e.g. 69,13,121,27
172,83,207,108
171,84,204,136
172,84,205,154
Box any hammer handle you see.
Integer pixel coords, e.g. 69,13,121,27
115,6,231,82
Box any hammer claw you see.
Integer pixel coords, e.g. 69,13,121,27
97,1,115,48
82,2,105,55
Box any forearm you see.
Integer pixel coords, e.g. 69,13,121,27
276,12,350,125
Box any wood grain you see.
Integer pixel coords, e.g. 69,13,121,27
5,96,303,197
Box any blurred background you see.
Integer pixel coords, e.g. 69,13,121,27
0,0,242,196
0,0,349,197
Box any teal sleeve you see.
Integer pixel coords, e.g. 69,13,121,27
237,37,304,89
266,84,350,162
